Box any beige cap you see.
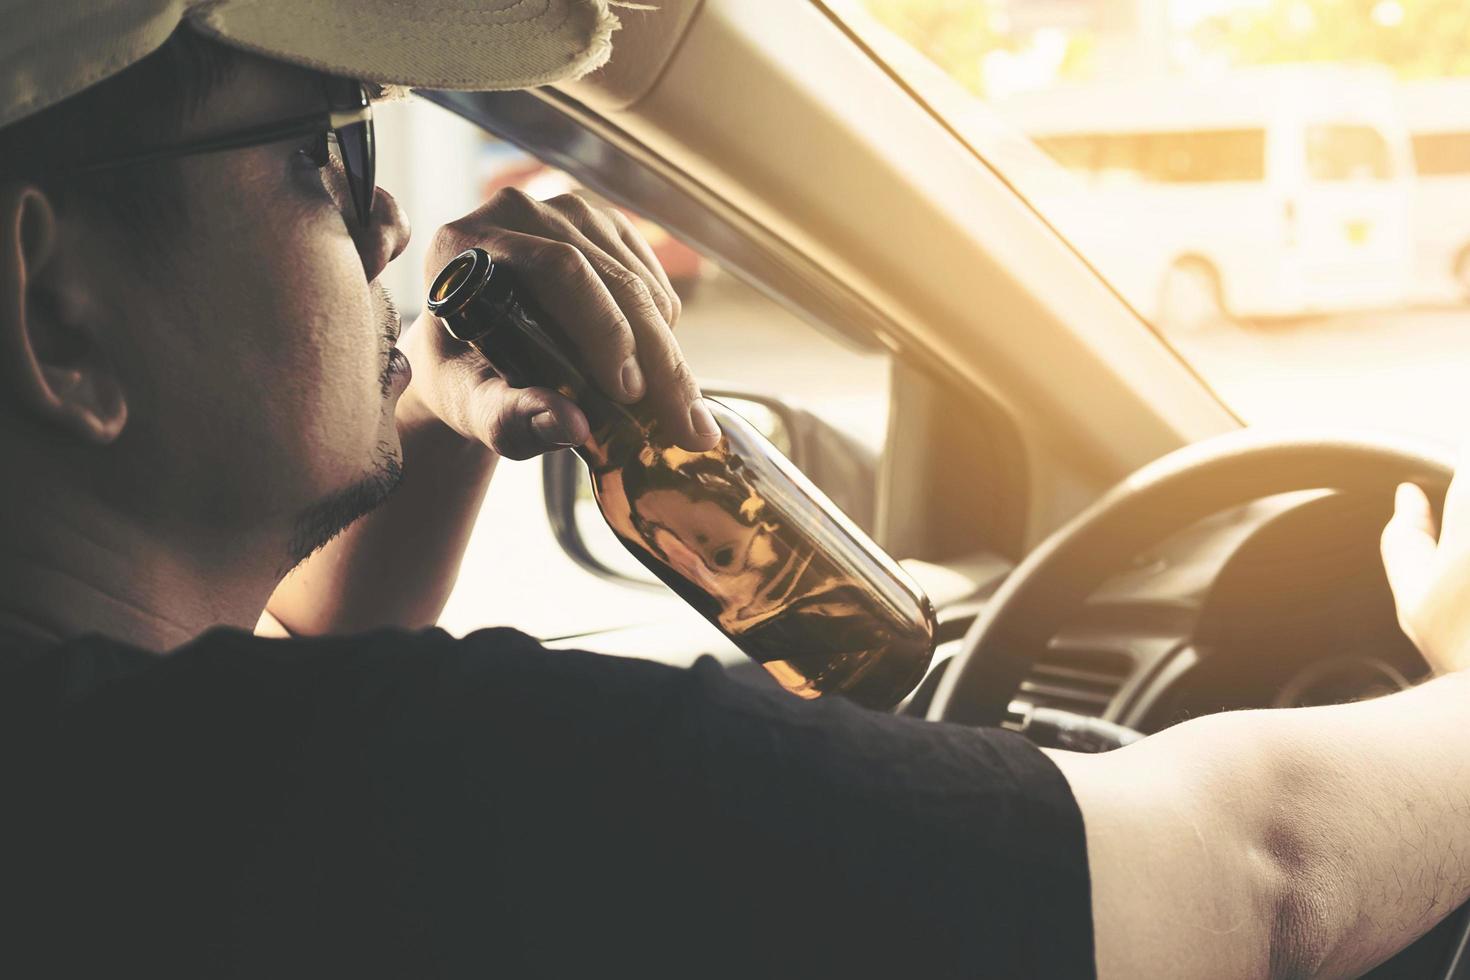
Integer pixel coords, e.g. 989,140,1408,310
1,0,623,130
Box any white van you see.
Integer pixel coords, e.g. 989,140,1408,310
1400,78,1470,301
994,66,1415,330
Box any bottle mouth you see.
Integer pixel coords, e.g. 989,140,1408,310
426,247,493,319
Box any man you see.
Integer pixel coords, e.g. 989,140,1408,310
2,2,1470,977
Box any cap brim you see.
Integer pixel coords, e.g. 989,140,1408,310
187,0,618,92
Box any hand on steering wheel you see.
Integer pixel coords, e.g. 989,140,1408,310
1382,469,1470,675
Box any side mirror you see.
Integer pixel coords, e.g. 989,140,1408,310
542,390,879,586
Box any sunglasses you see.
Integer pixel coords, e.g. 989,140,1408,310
65,77,376,225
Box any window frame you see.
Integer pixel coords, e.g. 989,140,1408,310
418,87,1034,563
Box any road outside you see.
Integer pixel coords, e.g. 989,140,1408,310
1169,304,1470,452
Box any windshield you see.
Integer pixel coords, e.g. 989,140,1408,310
829,0,1470,449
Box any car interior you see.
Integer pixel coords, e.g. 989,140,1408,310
370,0,1470,974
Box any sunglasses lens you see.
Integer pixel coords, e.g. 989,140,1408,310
323,78,375,225
337,119,375,224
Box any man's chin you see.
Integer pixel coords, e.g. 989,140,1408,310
284,441,405,572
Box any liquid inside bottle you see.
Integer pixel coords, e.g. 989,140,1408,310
428,247,936,710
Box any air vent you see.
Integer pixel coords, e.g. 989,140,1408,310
1017,647,1132,717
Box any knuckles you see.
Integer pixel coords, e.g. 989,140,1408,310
545,191,598,225
532,240,599,288
630,278,676,332
661,291,682,328
426,187,543,266
427,188,682,341
426,221,477,273
488,185,541,221
608,268,653,306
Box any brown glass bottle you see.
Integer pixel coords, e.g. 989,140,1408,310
427,248,936,709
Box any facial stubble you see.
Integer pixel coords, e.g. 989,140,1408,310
283,287,407,571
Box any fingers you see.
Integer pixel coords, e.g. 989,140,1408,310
528,195,710,450
1396,481,1436,537
432,189,715,452
640,331,720,451
1381,482,1438,639
606,208,682,327
547,194,679,328
470,376,590,461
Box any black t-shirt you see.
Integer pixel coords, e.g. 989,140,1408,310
0,627,1093,978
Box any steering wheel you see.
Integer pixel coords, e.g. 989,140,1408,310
928,429,1453,728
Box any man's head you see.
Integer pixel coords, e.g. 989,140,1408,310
0,1,618,582
0,29,412,571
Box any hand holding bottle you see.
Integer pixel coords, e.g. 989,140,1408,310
397,187,719,458
428,247,937,709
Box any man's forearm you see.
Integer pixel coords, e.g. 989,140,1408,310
264,408,496,636
1264,671,1470,977
1051,670,1470,980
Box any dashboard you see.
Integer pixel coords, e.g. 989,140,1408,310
910,489,1431,736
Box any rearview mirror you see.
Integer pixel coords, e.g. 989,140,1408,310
541,390,877,587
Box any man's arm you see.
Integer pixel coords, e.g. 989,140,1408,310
261,389,497,634
263,189,706,635
1056,476,1470,979
1051,672,1470,980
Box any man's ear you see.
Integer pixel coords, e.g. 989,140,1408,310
0,182,127,444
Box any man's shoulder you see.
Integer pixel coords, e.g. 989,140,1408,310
2,623,539,692
1,623,701,737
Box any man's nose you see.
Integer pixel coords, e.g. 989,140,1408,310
354,186,410,283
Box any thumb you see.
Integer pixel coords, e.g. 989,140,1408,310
471,377,590,461
1381,482,1438,635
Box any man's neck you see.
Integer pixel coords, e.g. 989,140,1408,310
0,480,281,653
